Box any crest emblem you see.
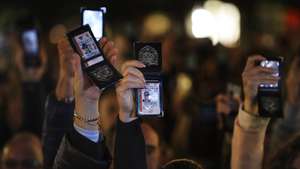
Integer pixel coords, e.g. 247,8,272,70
262,97,279,113
91,65,113,81
138,45,159,66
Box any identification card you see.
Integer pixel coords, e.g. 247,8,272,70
137,80,163,117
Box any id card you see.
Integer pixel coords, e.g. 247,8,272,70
67,25,122,90
137,80,163,117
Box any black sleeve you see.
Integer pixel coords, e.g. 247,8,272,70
22,82,47,136
114,118,147,169
53,127,111,169
42,92,74,169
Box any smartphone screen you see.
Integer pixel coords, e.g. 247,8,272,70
22,29,39,56
82,9,104,41
260,60,280,88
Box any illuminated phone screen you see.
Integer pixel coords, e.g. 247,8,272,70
260,60,280,88
83,10,103,41
22,29,39,56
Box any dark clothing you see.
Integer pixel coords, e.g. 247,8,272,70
22,82,47,136
114,119,147,169
42,93,74,169
42,92,146,169
53,128,111,169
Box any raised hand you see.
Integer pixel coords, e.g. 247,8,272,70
116,60,145,122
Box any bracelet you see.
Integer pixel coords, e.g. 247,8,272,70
73,113,99,123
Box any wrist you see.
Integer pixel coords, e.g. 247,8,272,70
119,110,137,123
238,106,270,131
55,76,74,101
244,98,258,116
74,117,99,131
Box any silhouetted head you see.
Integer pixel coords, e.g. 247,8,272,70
162,159,204,169
1,132,43,169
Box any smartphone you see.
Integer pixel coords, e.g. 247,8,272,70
81,8,104,41
258,57,283,117
21,28,41,67
67,25,122,90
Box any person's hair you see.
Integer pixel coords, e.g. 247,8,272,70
161,159,204,169
1,132,43,163
266,134,300,169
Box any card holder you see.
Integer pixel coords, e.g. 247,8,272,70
134,42,164,117
258,90,283,118
67,25,122,90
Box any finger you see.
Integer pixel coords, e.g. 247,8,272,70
248,74,280,82
72,54,84,92
111,55,117,67
103,41,114,57
106,48,119,66
118,77,145,91
107,48,118,59
247,66,276,76
121,60,146,73
99,37,109,49
123,67,145,81
247,77,279,87
245,55,266,70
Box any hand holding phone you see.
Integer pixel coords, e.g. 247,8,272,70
242,55,280,116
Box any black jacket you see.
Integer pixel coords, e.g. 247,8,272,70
42,93,147,169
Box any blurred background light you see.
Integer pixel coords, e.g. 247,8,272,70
143,13,171,37
186,0,241,47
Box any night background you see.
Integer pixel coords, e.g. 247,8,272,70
0,0,300,169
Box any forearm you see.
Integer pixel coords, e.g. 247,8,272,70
231,107,270,169
42,92,74,169
114,118,147,169
53,127,111,169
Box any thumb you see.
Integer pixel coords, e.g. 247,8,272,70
72,54,84,93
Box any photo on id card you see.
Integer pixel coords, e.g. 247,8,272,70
74,31,101,60
137,81,161,116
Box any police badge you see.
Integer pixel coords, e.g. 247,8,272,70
67,25,122,90
257,56,283,118
134,42,164,117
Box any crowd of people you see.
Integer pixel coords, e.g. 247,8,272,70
0,9,300,169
